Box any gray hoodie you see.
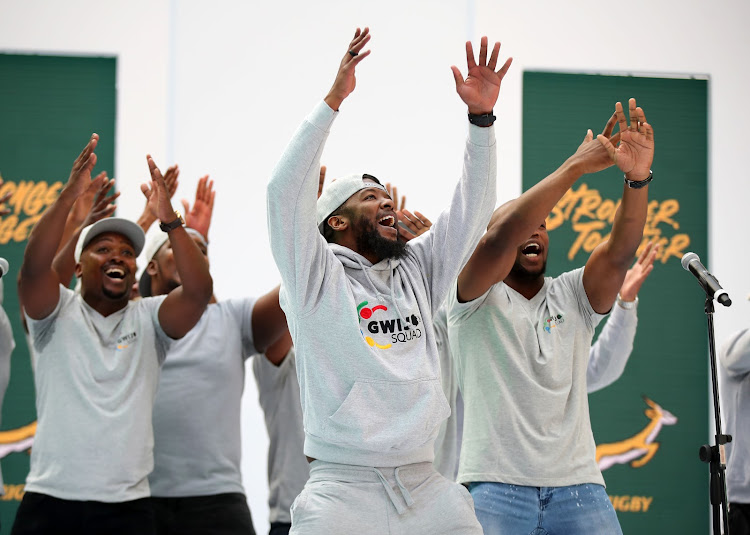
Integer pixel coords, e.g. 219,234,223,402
267,100,496,467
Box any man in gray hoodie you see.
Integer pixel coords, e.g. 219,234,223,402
266,27,509,534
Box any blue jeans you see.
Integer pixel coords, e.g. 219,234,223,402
467,482,622,535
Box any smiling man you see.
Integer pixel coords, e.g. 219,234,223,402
267,27,509,534
12,135,213,535
447,99,655,534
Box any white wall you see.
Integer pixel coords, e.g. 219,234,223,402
2,0,749,532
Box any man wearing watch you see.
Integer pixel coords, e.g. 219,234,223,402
12,136,213,535
267,28,508,534
446,98,654,534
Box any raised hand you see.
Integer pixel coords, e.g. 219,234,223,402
451,37,512,115
597,98,654,180
570,111,622,176
82,177,119,227
619,240,660,301
182,175,215,240
64,134,99,197
398,209,432,242
324,27,371,111
141,156,179,223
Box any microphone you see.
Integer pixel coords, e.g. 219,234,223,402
0,258,8,279
681,252,731,307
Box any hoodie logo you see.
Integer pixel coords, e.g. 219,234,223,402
357,301,422,350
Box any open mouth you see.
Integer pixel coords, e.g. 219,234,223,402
522,242,541,258
105,267,126,280
378,215,396,228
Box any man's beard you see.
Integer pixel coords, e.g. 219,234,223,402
509,258,547,282
355,215,407,261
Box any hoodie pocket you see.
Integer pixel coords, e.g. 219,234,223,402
326,377,450,452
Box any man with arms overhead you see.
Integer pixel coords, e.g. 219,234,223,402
12,135,212,535
266,27,509,534
448,99,655,534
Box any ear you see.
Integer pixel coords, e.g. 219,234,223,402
74,262,82,279
327,214,349,232
146,259,158,277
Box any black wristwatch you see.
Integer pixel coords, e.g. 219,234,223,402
468,111,496,127
624,170,653,189
159,211,185,232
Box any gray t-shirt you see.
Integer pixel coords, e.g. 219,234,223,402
149,297,257,497
252,348,309,524
432,306,461,480
448,267,607,487
25,285,170,501
719,328,750,503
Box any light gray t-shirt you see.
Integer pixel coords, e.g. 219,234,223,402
0,282,15,495
149,297,257,497
432,306,462,480
448,267,607,487
719,328,750,503
25,285,170,501
252,348,310,524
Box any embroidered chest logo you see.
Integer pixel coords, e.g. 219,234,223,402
357,301,422,350
543,313,565,333
116,332,137,350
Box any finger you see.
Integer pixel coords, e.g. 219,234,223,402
347,31,371,58
391,186,398,207
487,41,501,71
478,36,488,67
614,102,628,135
209,190,216,211
181,199,190,215
636,106,646,133
643,122,654,142
645,242,660,267
583,129,593,143
451,66,464,91
496,57,513,79
636,240,654,265
146,155,163,182
413,211,432,228
75,134,99,167
596,134,616,161
399,195,406,212
0,191,12,204
602,111,617,137
628,98,637,130
465,41,477,70
140,183,152,200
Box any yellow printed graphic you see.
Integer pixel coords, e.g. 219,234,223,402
596,398,677,470
0,177,64,244
609,495,653,513
547,183,690,264
0,421,36,459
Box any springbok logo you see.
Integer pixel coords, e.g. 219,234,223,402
0,420,36,459
596,397,677,471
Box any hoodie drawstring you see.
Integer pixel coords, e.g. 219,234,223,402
373,467,415,515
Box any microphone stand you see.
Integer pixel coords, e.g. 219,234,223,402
699,295,731,534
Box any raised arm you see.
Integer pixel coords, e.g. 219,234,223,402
583,98,654,313
587,241,658,392
266,29,370,313
142,156,213,339
19,134,99,319
405,37,509,309
457,112,619,302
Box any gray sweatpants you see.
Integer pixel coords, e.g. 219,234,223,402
289,460,482,535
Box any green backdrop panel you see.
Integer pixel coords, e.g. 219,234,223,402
0,53,116,530
523,71,708,533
